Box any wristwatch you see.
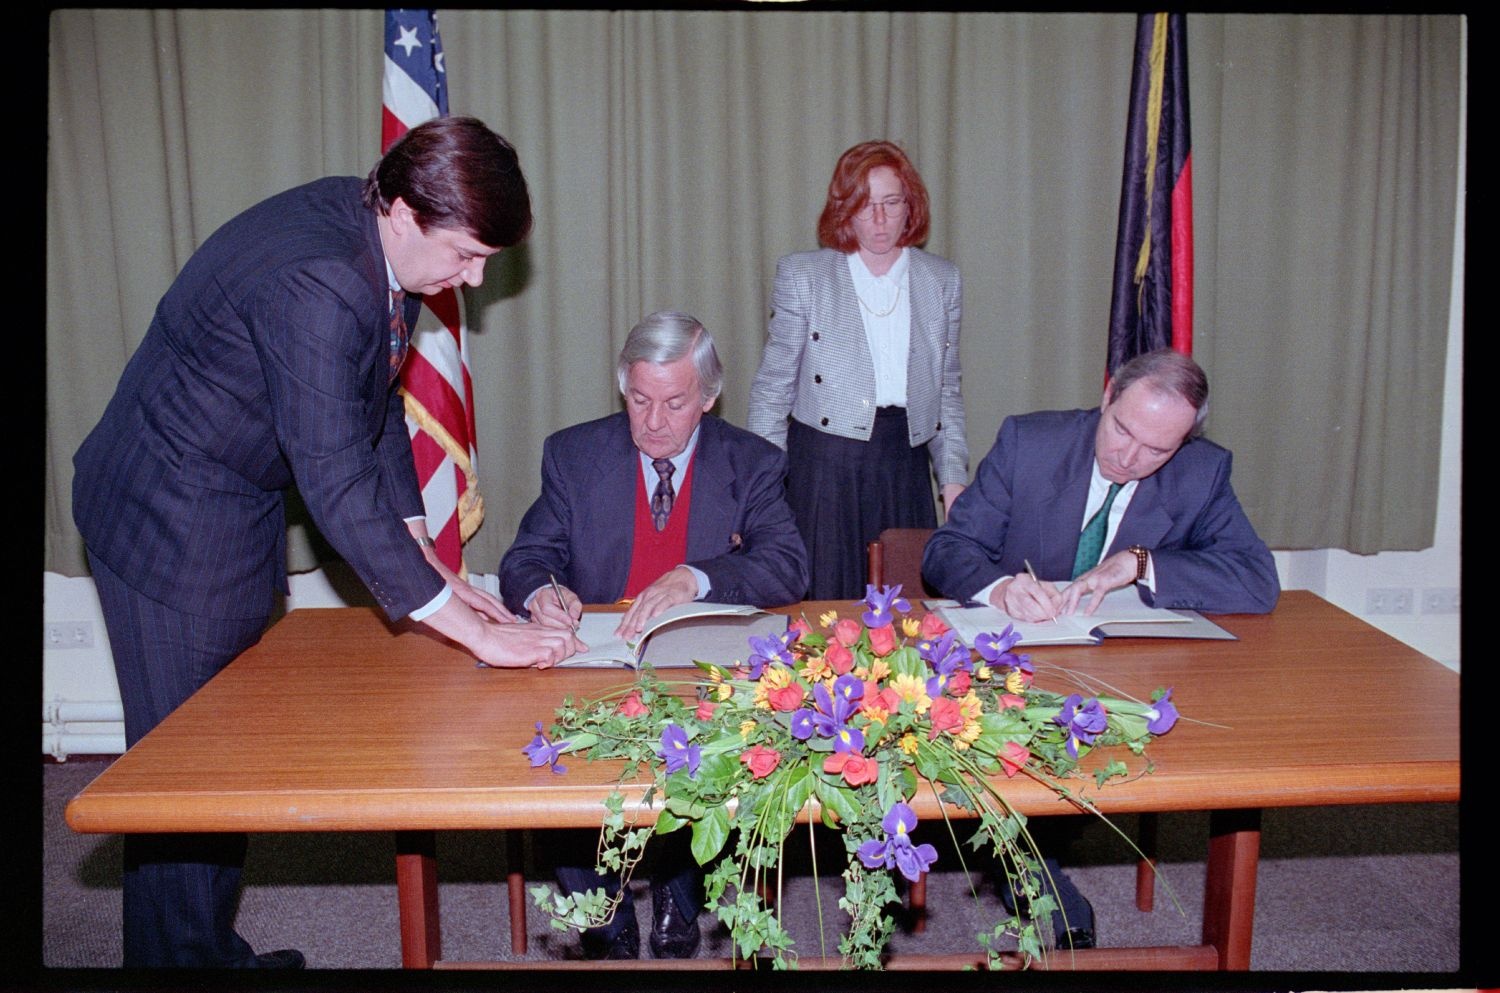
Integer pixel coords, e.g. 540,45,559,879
1127,545,1150,582
415,536,435,549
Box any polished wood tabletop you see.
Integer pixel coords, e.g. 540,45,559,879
66,591,1458,836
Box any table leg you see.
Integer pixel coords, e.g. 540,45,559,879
1201,809,1260,970
396,830,442,968
1135,812,1158,911
507,831,528,955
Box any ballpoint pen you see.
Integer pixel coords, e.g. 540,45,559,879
549,573,579,632
1023,559,1058,622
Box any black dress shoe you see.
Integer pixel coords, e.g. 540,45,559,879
580,917,640,960
648,884,701,959
1057,926,1096,950
252,949,306,969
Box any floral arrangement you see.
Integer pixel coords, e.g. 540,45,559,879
525,585,1180,969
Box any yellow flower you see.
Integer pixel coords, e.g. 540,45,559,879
863,703,892,724
716,682,733,701
1005,669,1027,695
888,673,931,713
802,655,833,682
739,719,756,738
762,665,793,689
819,610,839,628
853,665,869,680
867,659,891,682
899,733,920,755
901,617,921,638
976,664,992,681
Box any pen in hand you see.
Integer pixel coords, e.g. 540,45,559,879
1023,559,1058,622
549,573,579,632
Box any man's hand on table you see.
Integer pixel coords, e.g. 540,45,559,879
615,566,698,640
1059,550,1139,617
472,618,584,669
990,573,1063,622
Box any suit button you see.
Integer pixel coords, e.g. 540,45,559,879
811,331,820,341
814,375,822,384
936,422,942,430
820,417,829,426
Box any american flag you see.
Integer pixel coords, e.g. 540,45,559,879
383,9,483,576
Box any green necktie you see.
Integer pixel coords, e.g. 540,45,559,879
1071,482,1123,579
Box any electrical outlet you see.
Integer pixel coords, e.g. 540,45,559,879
43,621,94,649
1420,587,1460,614
1365,587,1414,615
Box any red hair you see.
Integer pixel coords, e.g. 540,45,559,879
816,140,931,253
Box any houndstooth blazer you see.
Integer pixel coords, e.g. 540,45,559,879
746,247,968,485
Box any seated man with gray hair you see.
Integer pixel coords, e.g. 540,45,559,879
499,309,809,958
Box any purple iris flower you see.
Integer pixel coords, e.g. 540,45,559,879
811,677,865,753
790,708,816,740
1145,688,1179,734
975,624,1023,664
1053,694,1109,758
856,801,939,882
861,584,911,628
747,629,798,680
919,630,971,676
522,721,569,775
658,723,701,778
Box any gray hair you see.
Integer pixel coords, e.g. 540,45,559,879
1107,348,1210,437
616,310,724,403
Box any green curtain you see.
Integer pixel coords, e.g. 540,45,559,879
45,11,1461,580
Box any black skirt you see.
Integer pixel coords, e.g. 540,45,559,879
786,407,937,601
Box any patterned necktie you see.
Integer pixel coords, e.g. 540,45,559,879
388,288,409,384
650,458,676,531
1071,482,1123,579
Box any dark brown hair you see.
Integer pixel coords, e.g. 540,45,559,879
816,140,931,253
362,116,532,248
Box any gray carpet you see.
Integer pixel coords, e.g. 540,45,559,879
42,758,1460,972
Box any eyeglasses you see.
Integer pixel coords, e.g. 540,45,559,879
854,196,908,220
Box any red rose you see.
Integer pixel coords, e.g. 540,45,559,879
834,618,862,647
919,612,950,639
928,696,964,738
740,745,782,780
824,750,879,786
999,694,1027,711
789,617,812,638
618,692,648,718
868,623,896,657
767,683,805,712
1000,741,1030,778
947,671,972,696
825,642,854,675
695,699,717,721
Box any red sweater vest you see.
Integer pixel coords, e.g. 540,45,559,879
622,457,696,599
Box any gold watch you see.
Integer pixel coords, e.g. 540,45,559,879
1127,545,1150,582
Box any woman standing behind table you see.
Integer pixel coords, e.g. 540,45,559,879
747,140,967,600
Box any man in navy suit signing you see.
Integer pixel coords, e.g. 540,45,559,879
922,347,1277,948
923,347,1278,621
499,310,808,958
73,117,580,969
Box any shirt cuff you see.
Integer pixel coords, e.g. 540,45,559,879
684,564,710,599
974,575,1012,607
408,584,452,622
1138,552,1157,593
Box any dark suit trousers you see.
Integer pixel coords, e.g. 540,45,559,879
89,551,270,967
555,831,703,942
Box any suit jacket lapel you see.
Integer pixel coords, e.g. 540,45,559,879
1037,411,1100,580
684,418,736,562
592,415,640,599
1109,472,1174,555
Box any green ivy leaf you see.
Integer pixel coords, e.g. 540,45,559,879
690,804,731,864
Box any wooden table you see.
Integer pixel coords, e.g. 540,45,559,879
65,591,1459,970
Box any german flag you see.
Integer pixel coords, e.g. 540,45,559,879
1106,13,1193,380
